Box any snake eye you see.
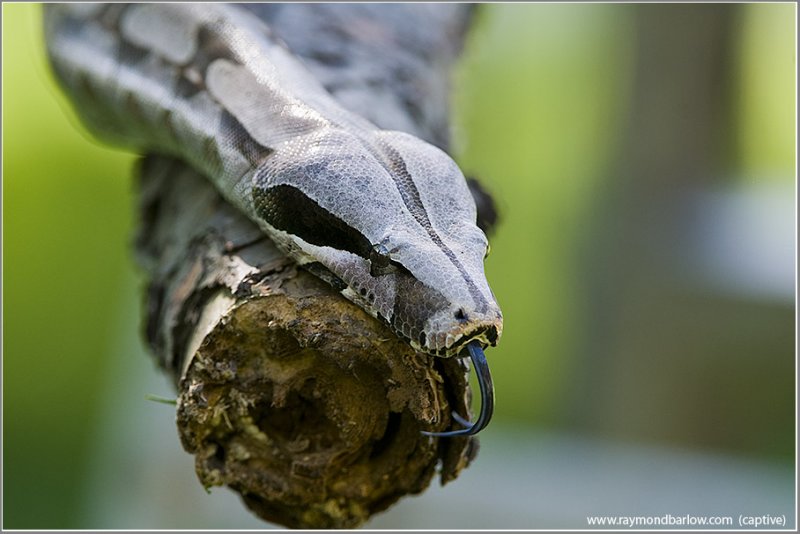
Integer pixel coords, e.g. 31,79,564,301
369,243,398,276
484,243,491,259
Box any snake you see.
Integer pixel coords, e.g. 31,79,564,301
43,3,503,436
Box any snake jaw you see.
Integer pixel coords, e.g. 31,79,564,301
425,320,501,358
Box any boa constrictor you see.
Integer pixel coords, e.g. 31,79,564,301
44,3,502,436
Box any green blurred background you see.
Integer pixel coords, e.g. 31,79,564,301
3,3,795,529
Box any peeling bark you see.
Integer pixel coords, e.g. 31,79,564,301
133,4,478,529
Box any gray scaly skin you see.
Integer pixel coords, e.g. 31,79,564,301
44,4,502,388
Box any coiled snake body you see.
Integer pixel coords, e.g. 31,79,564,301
44,3,502,435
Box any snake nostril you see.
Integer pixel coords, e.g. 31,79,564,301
454,308,468,322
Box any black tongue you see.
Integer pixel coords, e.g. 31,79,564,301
421,340,494,437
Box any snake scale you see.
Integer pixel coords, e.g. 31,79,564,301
44,3,502,435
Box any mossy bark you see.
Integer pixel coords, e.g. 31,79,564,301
132,5,478,527
135,156,476,528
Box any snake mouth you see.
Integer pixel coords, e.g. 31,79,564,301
446,324,498,353
412,322,500,358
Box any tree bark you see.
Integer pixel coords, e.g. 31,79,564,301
133,4,478,529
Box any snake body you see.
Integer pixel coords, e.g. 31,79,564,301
45,4,501,393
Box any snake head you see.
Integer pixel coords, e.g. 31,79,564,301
251,128,503,358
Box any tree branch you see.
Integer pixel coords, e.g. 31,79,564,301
133,4,478,528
